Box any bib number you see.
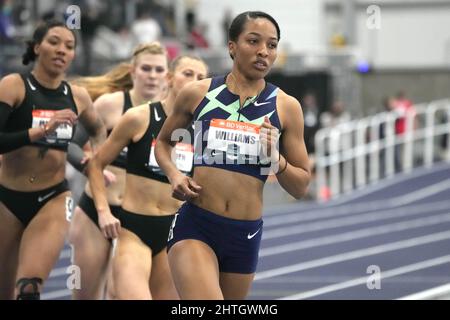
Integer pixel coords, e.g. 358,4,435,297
207,119,260,162
148,140,194,175
32,110,73,143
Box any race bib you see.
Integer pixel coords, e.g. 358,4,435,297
32,110,73,143
148,140,194,174
207,119,260,161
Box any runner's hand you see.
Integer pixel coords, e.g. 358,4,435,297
171,173,202,201
260,116,280,164
98,209,121,239
45,109,78,134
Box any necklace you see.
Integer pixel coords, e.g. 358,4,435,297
228,73,264,106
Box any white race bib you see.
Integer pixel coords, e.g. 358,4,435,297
32,110,73,142
207,119,260,160
149,141,194,174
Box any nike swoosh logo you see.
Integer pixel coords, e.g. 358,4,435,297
154,108,162,122
27,78,36,91
63,85,68,95
254,101,270,106
247,228,261,239
38,190,56,202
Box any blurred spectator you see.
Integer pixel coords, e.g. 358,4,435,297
160,2,176,37
392,90,415,135
79,1,102,75
301,92,321,155
301,92,321,200
379,96,395,138
8,0,33,39
111,25,135,60
222,8,232,45
187,23,209,49
320,100,351,128
185,0,198,32
379,96,396,177
147,0,171,37
392,91,416,172
442,110,449,158
183,0,208,50
92,25,134,61
383,96,396,112
316,100,350,201
41,2,64,21
0,0,14,43
131,11,162,45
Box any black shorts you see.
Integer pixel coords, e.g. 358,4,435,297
120,208,175,257
0,180,70,227
77,191,121,229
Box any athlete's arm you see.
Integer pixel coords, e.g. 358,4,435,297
67,123,90,172
155,80,207,200
67,93,118,173
86,107,143,239
0,74,46,153
72,85,106,154
274,93,310,199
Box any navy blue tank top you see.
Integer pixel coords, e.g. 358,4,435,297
126,102,194,183
5,72,78,151
109,91,133,169
192,75,281,182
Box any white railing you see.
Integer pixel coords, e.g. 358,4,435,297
315,99,450,201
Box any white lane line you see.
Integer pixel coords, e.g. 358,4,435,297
263,193,450,229
398,283,450,300
255,230,450,281
262,201,450,240
329,162,450,206
253,275,450,284
260,212,450,257
393,179,450,206
279,255,450,300
263,162,450,217
42,289,71,300
264,200,324,216
59,248,71,260
49,266,68,278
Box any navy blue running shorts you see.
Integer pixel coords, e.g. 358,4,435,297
167,201,263,274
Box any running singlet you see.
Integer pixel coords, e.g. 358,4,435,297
192,75,281,182
4,72,78,151
109,91,133,168
126,102,194,183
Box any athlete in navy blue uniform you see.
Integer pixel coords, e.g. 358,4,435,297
156,11,310,299
87,55,207,299
0,20,106,300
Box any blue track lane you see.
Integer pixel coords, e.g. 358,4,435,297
41,162,450,300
